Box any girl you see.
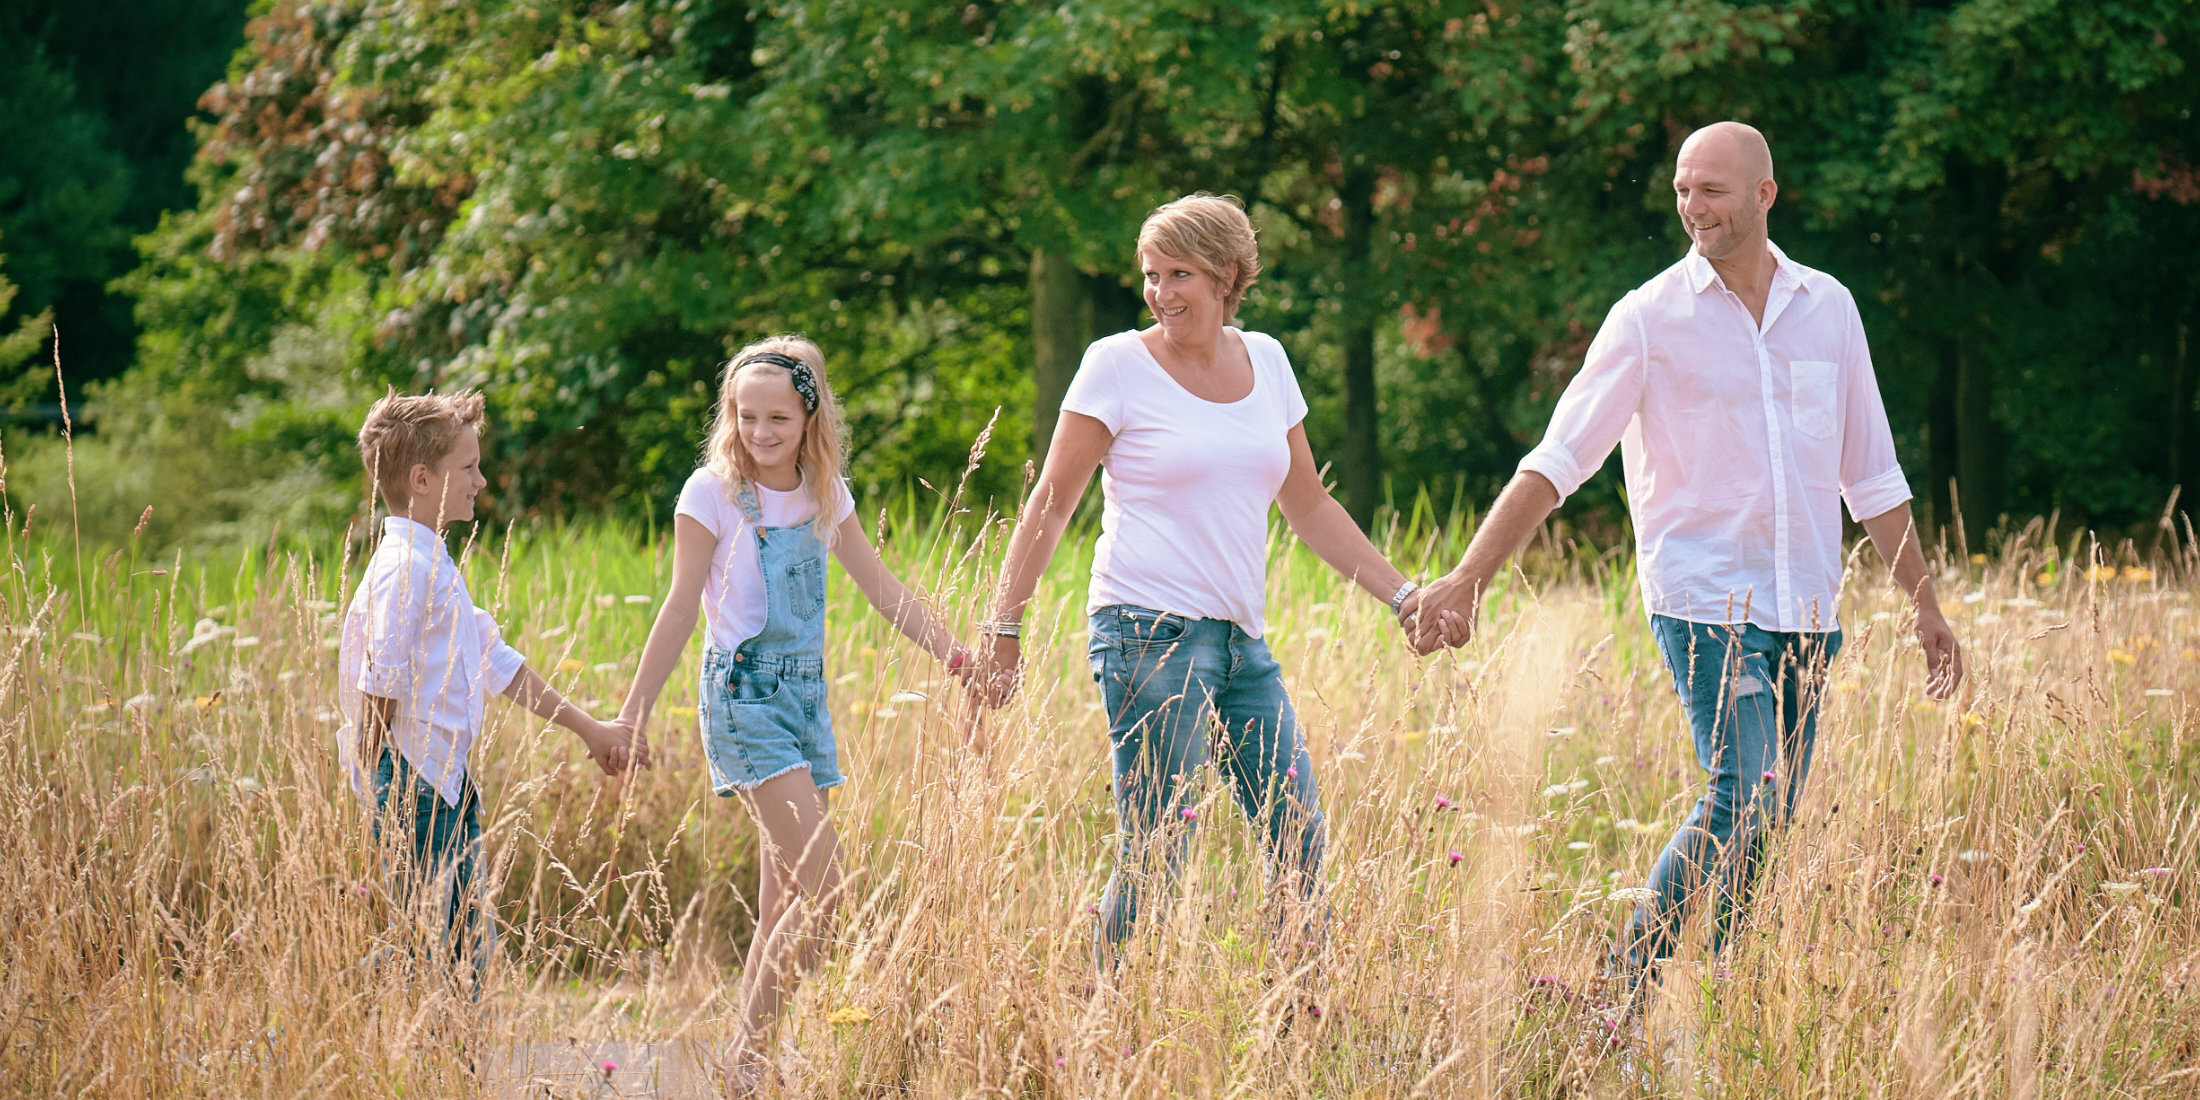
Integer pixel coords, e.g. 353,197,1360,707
617,336,968,1092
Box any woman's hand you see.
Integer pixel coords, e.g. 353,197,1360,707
973,633,1023,708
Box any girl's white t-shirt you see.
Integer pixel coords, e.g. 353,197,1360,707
1059,327,1308,637
674,467,857,651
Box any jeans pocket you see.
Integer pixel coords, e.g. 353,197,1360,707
727,665,785,704
1111,606,1190,653
788,557,826,620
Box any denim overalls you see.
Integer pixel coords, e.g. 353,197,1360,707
698,482,842,794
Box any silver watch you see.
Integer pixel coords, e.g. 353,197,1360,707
1389,580,1420,613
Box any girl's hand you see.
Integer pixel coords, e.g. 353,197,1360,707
973,634,1022,708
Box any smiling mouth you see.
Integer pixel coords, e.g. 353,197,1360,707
1158,305,1187,318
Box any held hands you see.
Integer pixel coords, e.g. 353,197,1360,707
576,715,648,777
970,633,1022,709
1408,569,1482,655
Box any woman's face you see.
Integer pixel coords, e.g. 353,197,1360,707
1139,244,1228,338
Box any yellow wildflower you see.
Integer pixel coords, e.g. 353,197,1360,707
1970,554,1987,565
2108,649,2138,666
828,1006,872,1026
2124,566,2155,583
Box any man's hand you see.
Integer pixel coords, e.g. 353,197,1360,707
1410,570,1483,654
1917,606,1963,700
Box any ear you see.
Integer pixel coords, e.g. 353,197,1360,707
406,461,436,504
1757,177,1779,214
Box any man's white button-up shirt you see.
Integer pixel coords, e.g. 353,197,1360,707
1517,241,1912,633
337,516,527,806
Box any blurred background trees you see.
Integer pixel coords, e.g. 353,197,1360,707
0,0,2193,547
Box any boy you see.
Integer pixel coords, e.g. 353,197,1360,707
337,388,642,986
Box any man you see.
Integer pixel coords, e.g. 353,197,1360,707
1412,121,1963,1000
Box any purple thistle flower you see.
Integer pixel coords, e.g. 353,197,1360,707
1929,874,1944,887
2137,866,2172,876
1180,807,1198,820
1761,769,1777,784
1286,766,1298,779
600,1060,617,1076
1434,794,1454,810
1447,850,1464,866
1055,1056,1066,1066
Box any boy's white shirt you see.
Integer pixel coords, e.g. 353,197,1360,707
337,516,527,807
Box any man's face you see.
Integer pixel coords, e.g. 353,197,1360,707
418,426,486,524
1673,141,1773,261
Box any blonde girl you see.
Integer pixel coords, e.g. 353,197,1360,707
618,335,969,1092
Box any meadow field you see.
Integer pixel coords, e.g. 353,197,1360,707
4,489,2198,1098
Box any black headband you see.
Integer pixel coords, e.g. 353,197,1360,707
733,351,820,413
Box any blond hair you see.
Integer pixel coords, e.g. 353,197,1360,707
355,388,486,509
704,335,846,545
1137,193,1262,321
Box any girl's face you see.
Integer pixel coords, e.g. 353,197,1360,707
1139,244,1228,338
733,367,810,475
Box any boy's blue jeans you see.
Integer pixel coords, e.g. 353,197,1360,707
1614,616,1843,982
1086,605,1326,961
372,747,492,989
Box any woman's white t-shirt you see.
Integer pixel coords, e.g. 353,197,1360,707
1059,327,1308,638
674,467,857,651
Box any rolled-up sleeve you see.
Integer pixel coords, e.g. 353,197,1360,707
473,608,527,697
1518,294,1648,505
357,554,429,699
1835,295,1913,521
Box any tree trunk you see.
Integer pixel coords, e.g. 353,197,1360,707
1927,337,1959,542
2171,318,2194,503
1339,166,1381,530
1955,336,2000,550
1029,248,1093,462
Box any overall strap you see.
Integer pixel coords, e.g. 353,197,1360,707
734,479,765,527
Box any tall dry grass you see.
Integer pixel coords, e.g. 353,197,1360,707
4,477,2199,1095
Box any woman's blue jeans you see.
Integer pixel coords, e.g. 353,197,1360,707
1086,605,1326,962
1615,616,1842,982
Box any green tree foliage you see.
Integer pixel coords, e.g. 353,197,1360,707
44,0,2200,545
0,0,251,394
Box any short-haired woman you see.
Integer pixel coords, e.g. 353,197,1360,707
975,194,1423,967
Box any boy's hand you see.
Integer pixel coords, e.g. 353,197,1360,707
608,717,651,770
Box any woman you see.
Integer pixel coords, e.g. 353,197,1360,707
975,194,1422,965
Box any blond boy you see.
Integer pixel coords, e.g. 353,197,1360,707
337,389,640,983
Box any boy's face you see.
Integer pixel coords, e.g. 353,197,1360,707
734,369,809,474
408,425,486,526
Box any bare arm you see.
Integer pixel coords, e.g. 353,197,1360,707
1411,470,1561,652
503,664,633,774
616,515,716,746
1857,500,1963,699
974,411,1112,705
831,512,965,664
1273,423,1411,604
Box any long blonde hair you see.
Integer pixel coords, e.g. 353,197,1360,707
703,335,846,545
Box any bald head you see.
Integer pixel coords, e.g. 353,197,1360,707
1679,122,1774,186
1673,121,1778,261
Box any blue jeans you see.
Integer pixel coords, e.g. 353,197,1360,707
373,747,492,989
1086,605,1326,960
1615,616,1843,981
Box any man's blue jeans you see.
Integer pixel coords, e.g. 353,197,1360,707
1615,616,1842,981
1086,605,1326,961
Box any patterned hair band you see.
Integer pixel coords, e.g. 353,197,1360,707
733,351,820,413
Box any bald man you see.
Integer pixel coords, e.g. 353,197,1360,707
1412,122,1963,1008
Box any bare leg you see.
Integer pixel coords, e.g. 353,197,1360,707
725,770,841,1095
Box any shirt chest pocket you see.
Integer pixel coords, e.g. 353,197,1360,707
1789,360,1840,441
